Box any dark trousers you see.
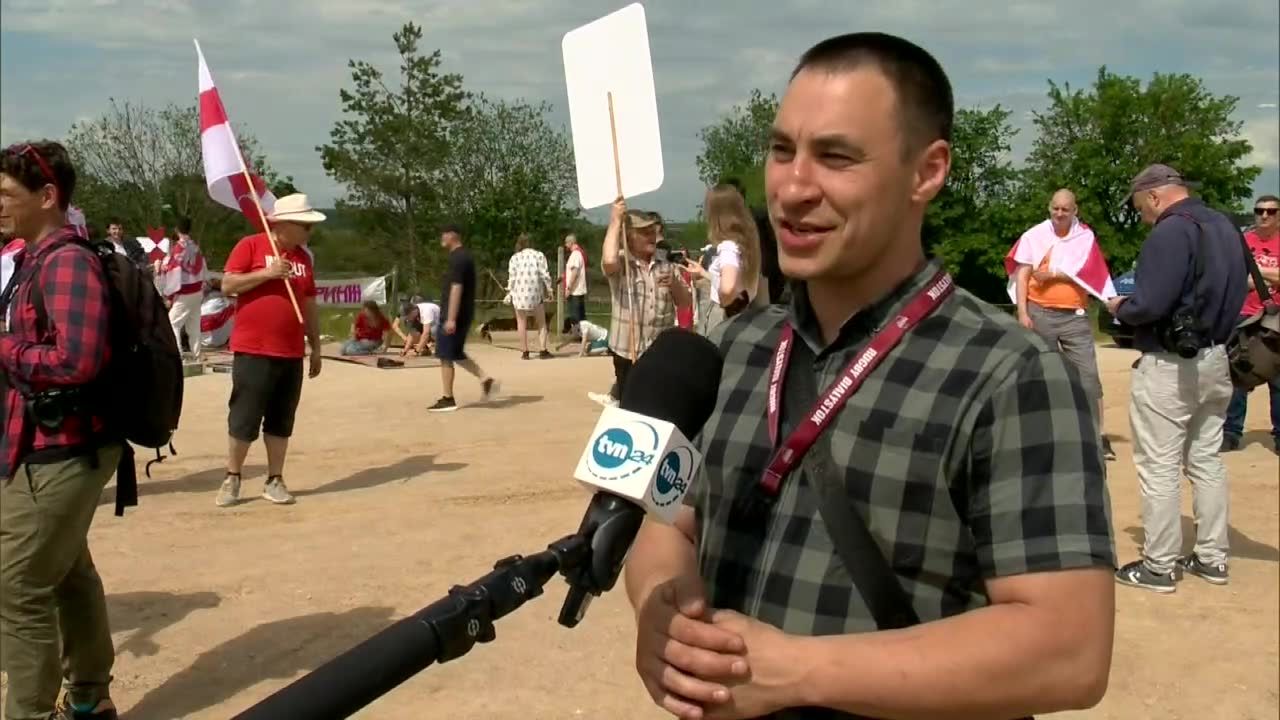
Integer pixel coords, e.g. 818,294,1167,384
1224,373,1280,440
609,351,634,401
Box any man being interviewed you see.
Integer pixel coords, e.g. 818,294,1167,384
622,33,1115,720
215,194,324,508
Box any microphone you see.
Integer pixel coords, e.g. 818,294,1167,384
230,327,723,720
558,327,723,627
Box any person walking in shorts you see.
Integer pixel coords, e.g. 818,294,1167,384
1009,189,1117,460
216,194,325,507
429,225,498,412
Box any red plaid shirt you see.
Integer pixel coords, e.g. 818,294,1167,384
0,226,111,477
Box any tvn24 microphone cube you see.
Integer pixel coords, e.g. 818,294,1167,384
572,405,703,524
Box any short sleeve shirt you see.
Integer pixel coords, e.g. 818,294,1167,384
566,247,588,296
1241,229,1279,317
687,260,1115,679
225,233,317,358
440,246,477,327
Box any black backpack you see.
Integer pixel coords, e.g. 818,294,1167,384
10,235,184,515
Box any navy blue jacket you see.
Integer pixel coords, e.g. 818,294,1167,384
1115,197,1248,353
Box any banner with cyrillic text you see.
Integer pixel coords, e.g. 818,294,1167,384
314,276,387,306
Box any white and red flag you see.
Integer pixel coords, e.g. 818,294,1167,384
194,39,274,230
1004,219,1117,302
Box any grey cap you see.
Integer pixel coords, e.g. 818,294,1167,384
1122,163,1192,206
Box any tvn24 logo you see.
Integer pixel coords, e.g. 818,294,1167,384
587,420,694,508
589,422,660,479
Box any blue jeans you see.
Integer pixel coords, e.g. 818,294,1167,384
1224,374,1280,440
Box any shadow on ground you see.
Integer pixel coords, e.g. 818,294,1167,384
293,454,466,497
1124,515,1279,562
122,606,397,720
108,591,223,658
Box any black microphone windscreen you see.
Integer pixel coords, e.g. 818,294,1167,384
619,328,724,440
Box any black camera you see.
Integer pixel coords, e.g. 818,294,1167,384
26,387,86,431
654,241,687,267
1160,309,1205,359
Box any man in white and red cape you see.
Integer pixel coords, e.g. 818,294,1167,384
1006,188,1117,460
158,216,208,360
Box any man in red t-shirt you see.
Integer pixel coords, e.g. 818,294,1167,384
1224,194,1280,454
215,194,325,506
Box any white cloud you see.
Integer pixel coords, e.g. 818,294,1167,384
1243,116,1280,168
2,0,1277,219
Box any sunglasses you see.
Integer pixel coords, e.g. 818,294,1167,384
1255,207,1278,217
3,143,59,196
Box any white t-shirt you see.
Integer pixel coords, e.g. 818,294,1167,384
565,247,588,296
706,240,742,306
418,302,441,327
578,319,607,343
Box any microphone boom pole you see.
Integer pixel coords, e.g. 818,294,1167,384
231,534,589,720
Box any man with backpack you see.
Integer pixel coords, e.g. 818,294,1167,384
0,140,125,720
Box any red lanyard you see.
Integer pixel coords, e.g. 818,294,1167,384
759,269,955,496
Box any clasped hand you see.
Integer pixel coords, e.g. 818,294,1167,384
635,577,805,720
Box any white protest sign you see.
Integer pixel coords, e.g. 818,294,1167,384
561,3,664,209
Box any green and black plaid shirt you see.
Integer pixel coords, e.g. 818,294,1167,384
687,259,1115,716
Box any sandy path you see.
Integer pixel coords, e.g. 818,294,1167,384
2,336,1276,719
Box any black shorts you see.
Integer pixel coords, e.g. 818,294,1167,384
228,353,304,442
435,319,471,363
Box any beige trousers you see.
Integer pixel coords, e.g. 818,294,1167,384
1129,347,1233,573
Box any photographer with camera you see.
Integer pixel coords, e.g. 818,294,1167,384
1106,164,1247,594
0,141,123,720
684,184,766,335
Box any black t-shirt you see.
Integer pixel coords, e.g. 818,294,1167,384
440,246,477,326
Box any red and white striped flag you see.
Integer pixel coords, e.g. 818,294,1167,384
194,39,275,230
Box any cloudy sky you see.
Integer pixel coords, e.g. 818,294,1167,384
2,0,1277,222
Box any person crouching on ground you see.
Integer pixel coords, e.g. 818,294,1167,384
341,300,391,356
215,193,325,507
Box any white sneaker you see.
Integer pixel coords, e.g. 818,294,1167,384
588,391,618,407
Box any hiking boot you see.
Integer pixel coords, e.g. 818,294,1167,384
428,396,459,413
521,351,531,360
538,350,553,359
481,378,500,400
1101,436,1116,461
215,472,241,507
262,476,295,505
53,696,118,719
1114,559,1175,593
1174,554,1228,585
1220,434,1241,452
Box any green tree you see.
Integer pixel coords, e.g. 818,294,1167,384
441,94,579,283
65,98,290,262
924,105,1037,301
318,22,469,287
1022,66,1261,271
693,89,778,208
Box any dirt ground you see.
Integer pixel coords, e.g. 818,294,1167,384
1,334,1277,719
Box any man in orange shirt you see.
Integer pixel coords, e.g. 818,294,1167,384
1010,189,1117,460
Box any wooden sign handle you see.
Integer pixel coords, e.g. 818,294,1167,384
608,91,638,362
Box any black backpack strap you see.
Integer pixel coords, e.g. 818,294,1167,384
1238,228,1274,307
783,340,921,630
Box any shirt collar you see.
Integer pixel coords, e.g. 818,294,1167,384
788,257,945,356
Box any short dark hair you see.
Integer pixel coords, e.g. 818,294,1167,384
721,176,745,195
791,32,954,153
177,216,193,234
1,140,77,210
439,223,462,237
1257,194,1280,205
